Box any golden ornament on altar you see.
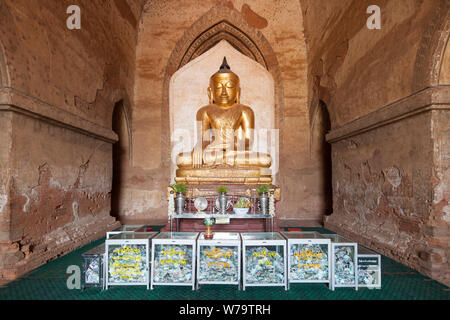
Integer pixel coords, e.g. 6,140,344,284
175,57,272,184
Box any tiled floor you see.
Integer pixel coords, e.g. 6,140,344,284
0,228,448,300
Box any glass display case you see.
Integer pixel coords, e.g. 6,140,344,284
241,232,287,290
105,232,158,290
281,232,331,289
81,243,105,289
358,245,381,289
196,232,241,289
150,232,199,290
322,234,358,290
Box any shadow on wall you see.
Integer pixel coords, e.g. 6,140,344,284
312,100,332,216
111,100,129,221
0,40,9,86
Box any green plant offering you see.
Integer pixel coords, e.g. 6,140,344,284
256,184,270,195
233,198,252,208
171,183,187,194
203,217,216,226
216,186,228,194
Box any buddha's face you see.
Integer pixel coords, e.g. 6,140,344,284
208,74,240,107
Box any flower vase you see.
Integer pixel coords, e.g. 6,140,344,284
175,192,186,214
258,192,269,214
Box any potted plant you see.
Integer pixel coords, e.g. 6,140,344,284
256,184,270,214
233,197,252,214
171,183,187,214
216,186,227,194
216,186,228,214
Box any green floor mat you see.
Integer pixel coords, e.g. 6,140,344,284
0,227,448,300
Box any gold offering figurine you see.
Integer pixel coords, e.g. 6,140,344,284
176,57,272,184
203,218,216,239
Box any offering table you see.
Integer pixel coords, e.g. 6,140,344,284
170,212,275,233
166,191,280,233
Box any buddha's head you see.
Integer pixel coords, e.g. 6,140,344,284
208,57,240,107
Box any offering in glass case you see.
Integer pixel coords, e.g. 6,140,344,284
241,233,287,290
197,232,241,288
334,245,356,285
108,244,147,283
151,232,198,290
81,243,105,289
358,245,381,288
105,232,158,289
281,232,331,287
322,234,358,290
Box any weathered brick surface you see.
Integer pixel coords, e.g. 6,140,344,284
325,107,450,286
0,111,123,281
0,0,145,128
0,215,120,282
300,0,449,128
0,0,144,281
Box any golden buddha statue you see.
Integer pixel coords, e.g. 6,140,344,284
175,57,272,184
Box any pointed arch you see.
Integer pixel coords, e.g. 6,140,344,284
0,40,9,87
178,20,268,70
161,3,284,169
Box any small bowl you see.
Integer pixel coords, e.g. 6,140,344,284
233,208,249,214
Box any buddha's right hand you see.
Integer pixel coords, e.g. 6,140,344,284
192,146,203,168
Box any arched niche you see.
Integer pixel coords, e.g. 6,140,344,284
169,40,277,181
161,4,284,180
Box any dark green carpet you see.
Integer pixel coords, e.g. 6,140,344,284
0,227,448,300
